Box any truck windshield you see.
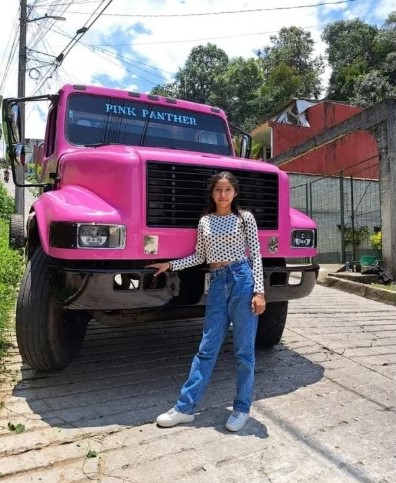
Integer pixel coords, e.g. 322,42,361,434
66,94,232,155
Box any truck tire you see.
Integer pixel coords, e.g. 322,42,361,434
256,301,288,347
9,214,25,249
16,248,89,371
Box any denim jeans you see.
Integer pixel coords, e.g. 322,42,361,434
175,259,258,415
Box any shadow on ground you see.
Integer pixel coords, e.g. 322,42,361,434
12,318,324,430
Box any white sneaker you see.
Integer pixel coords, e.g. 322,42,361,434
156,408,195,428
225,411,250,432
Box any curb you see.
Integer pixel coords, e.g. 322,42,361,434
318,275,396,306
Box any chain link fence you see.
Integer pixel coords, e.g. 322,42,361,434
289,155,381,264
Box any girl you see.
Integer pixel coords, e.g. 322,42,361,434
147,171,265,432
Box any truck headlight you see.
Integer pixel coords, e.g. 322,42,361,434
49,222,126,249
78,224,126,248
291,229,316,248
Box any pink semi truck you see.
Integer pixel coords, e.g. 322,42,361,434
2,84,319,371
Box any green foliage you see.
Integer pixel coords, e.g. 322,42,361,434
343,225,369,246
258,26,324,101
369,231,382,250
175,43,229,104
322,13,396,104
7,422,25,434
350,71,396,107
0,184,15,220
208,57,265,129
0,189,24,357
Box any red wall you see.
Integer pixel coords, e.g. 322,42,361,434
270,101,379,179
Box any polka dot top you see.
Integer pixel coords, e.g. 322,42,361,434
169,211,264,293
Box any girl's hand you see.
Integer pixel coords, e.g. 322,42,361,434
251,293,266,315
145,262,170,277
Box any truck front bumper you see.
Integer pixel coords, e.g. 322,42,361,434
50,263,320,311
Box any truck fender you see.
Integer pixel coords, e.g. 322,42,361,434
32,185,122,255
289,207,317,229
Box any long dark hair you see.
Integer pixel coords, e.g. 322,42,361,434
203,171,242,216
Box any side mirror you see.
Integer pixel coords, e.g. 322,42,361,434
240,134,251,159
2,93,55,189
228,122,252,159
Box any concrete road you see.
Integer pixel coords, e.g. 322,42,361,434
0,283,395,482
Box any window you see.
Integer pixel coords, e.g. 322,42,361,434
66,94,231,155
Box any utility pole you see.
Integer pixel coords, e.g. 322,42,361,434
16,0,27,218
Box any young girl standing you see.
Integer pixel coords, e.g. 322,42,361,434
147,171,266,432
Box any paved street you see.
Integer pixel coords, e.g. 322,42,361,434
0,283,395,482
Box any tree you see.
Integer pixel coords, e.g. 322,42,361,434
208,57,265,130
373,11,396,84
151,82,179,98
259,63,301,113
322,19,379,101
350,71,396,107
174,43,229,104
258,26,324,103
322,14,396,105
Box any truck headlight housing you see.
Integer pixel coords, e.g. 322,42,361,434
78,224,126,248
291,229,316,248
49,222,126,249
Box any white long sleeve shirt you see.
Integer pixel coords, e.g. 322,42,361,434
169,211,264,293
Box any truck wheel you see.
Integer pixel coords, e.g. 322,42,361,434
256,301,288,347
16,248,89,371
9,214,25,249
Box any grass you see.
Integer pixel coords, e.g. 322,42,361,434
371,283,396,292
0,185,24,359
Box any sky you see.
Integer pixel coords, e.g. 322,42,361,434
0,0,394,139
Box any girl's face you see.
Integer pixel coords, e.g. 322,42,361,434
212,178,236,210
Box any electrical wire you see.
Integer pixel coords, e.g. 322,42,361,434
29,0,114,95
69,0,358,17
45,23,168,88
54,0,113,65
0,12,20,93
49,22,176,77
87,24,323,47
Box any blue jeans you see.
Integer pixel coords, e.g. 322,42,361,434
175,259,258,415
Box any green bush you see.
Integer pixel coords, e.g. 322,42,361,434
369,231,382,251
0,184,15,220
0,187,24,356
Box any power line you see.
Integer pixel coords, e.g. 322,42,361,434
82,43,163,87
0,32,19,94
87,24,323,47
29,0,114,96
0,11,19,93
69,0,357,18
49,22,176,77
35,0,102,6
54,0,113,65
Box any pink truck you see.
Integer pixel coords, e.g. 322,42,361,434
2,84,319,371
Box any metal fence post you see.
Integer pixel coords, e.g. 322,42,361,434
350,175,355,262
305,183,309,215
340,171,345,263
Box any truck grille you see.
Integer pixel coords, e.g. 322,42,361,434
146,161,278,229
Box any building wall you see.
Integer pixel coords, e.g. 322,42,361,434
270,101,379,179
